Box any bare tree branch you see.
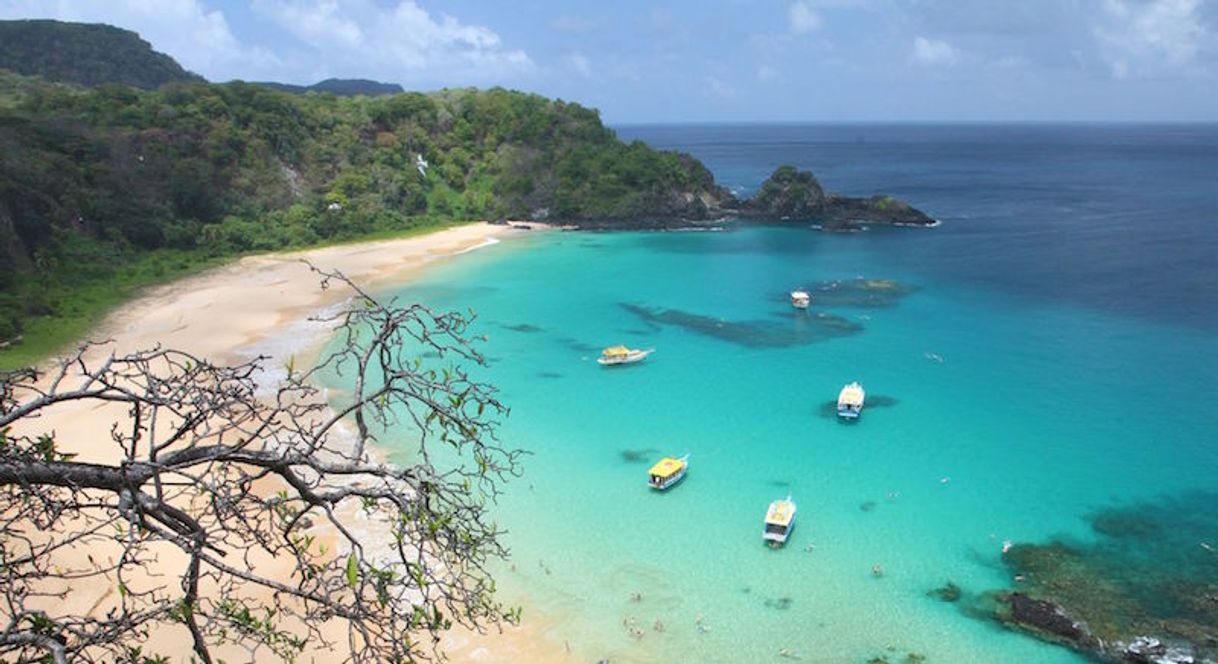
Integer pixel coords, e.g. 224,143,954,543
0,267,522,663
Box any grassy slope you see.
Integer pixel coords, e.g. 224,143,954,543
0,218,462,370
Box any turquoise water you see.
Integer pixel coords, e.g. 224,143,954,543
368,224,1218,663
333,125,1218,662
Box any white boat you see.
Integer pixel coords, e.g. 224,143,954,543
763,495,797,546
597,345,653,366
837,381,866,419
648,454,689,491
790,290,810,309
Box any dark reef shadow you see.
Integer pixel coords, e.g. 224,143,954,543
620,448,660,463
620,303,862,348
501,323,544,333
785,278,920,309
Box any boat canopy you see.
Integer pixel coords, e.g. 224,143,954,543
602,345,631,357
765,500,795,527
791,290,810,299
838,383,865,407
648,457,686,478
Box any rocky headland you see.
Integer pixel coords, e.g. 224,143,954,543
563,164,936,230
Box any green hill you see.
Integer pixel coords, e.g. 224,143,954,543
256,78,406,97
0,71,729,361
0,19,202,89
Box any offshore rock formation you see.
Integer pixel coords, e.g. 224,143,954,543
975,492,1218,663
739,165,936,229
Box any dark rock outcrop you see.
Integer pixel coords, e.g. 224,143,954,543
1002,592,1096,648
740,165,935,229
747,165,825,217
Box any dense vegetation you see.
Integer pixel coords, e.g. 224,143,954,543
0,20,201,89
0,67,724,363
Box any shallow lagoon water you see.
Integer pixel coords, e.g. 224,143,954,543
346,125,1218,662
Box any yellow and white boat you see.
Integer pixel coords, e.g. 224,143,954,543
763,495,797,546
790,289,811,309
597,345,653,366
837,381,866,419
648,454,689,491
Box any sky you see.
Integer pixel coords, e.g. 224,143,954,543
1,0,1216,122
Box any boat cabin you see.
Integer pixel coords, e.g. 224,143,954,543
648,456,688,491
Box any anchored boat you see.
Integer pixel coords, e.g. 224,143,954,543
790,289,810,309
648,454,689,491
837,381,866,419
597,345,653,366
763,495,797,547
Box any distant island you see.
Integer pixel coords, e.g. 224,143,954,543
0,18,933,358
254,78,405,97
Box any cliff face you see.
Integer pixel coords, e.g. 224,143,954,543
741,165,935,228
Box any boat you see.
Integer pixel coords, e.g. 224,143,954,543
648,454,689,491
790,289,810,309
597,345,653,366
837,381,866,419
763,495,797,546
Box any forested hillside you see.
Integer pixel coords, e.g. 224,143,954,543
0,20,201,89
0,69,728,354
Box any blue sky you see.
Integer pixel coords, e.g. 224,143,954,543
1,0,1216,122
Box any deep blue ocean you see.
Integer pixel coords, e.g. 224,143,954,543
357,124,1218,662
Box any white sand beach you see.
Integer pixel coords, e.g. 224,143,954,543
15,221,573,663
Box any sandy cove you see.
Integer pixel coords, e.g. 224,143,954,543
16,221,577,663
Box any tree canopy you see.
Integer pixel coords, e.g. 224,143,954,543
0,269,521,663
0,71,725,349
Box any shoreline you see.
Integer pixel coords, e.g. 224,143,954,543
76,222,520,367
20,221,575,663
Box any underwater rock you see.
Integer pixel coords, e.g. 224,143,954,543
620,448,659,463
764,596,793,610
1120,636,1200,664
799,278,919,309
622,303,862,348
928,581,962,603
558,337,601,353
983,493,1218,662
1003,592,1095,648
503,323,544,333
536,371,564,379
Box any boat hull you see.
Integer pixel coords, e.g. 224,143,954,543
597,350,652,366
649,467,687,491
836,407,861,420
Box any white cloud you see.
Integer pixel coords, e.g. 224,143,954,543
0,0,533,85
0,0,281,80
788,1,823,34
565,52,592,78
1096,0,1210,79
911,36,958,66
252,0,533,83
702,75,736,98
